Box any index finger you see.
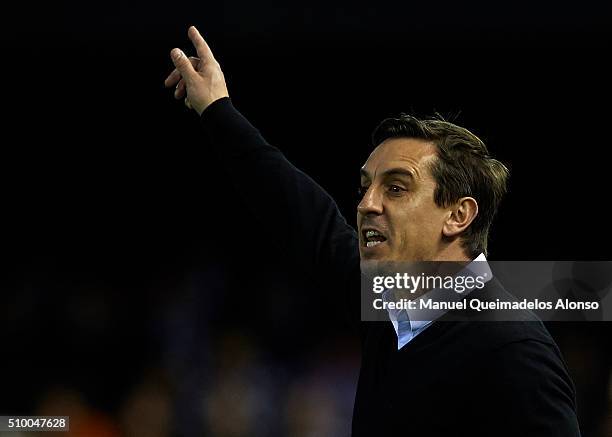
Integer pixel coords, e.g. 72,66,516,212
188,26,214,61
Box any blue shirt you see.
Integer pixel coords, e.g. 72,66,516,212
385,253,492,350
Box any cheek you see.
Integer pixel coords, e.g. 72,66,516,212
393,209,436,244
390,214,418,246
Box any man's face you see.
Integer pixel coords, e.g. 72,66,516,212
357,137,450,261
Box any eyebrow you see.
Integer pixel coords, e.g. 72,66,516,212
360,167,415,180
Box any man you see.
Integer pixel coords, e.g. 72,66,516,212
164,26,581,436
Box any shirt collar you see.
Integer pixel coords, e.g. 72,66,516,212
390,253,492,350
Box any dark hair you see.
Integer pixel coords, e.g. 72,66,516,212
371,114,509,258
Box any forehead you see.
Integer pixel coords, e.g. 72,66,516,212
361,137,437,179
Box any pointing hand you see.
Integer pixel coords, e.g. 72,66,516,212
164,26,229,115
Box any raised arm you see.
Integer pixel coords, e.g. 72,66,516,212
164,27,359,298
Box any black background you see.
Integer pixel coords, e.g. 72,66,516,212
2,1,611,435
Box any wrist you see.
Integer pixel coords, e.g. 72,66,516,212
197,94,230,116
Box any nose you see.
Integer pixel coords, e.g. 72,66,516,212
357,186,383,216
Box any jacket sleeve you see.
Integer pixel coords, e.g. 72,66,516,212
479,339,581,436
200,97,360,323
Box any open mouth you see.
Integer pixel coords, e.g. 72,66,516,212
363,229,388,248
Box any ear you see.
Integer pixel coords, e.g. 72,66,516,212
442,197,478,238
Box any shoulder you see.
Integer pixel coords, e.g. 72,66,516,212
448,277,558,349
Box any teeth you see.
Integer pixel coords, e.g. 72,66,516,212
366,241,382,247
365,230,381,238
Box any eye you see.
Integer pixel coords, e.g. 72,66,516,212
357,186,369,198
387,184,405,194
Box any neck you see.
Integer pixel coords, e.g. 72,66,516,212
432,244,472,262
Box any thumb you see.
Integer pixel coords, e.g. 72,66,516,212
171,49,196,83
